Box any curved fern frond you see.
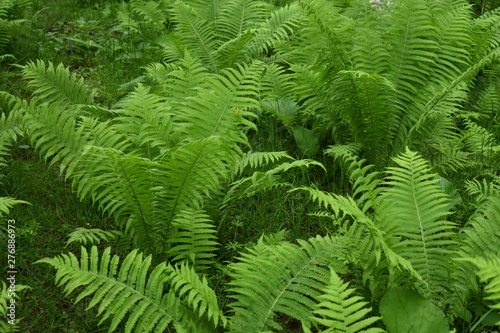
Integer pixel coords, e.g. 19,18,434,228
465,178,500,203
21,60,94,108
296,186,419,280
73,147,158,253
232,150,292,175
37,247,175,332
223,158,323,209
66,228,123,247
228,234,351,332
325,144,382,212
12,100,91,177
305,269,385,333
245,3,302,59
453,197,500,296
37,246,225,332
462,255,500,314
0,197,28,217
167,261,226,328
0,282,30,332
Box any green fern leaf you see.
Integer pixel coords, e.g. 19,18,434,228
66,228,122,247
454,197,500,296
308,269,385,333
0,282,30,332
462,255,500,314
379,148,455,299
21,60,94,107
166,209,219,271
38,246,226,332
37,246,175,332
228,235,349,332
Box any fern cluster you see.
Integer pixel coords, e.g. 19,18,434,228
1,0,499,331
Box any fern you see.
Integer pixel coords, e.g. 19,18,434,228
305,269,385,333
0,0,29,55
0,282,30,332
244,3,302,59
465,178,500,203
228,234,351,332
325,144,382,213
379,148,456,299
168,1,220,71
166,209,218,271
66,228,122,246
20,60,94,108
37,246,226,332
222,158,323,211
462,255,500,315
453,197,500,298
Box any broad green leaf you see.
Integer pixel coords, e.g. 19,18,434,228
380,287,448,333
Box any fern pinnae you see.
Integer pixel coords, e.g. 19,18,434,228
21,60,94,108
167,262,226,328
170,1,220,71
229,235,348,332
66,228,122,247
307,268,385,333
38,246,178,332
380,148,456,299
166,209,218,271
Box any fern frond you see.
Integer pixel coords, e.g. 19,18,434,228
465,178,500,203
37,246,175,332
21,60,94,108
169,1,220,71
228,235,349,332
73,147,158,253
379,148,455,299
145,53,213,102
462,255,500,313
112,84,180,154
296,186,419,280
154,136,235,228
38,246,225,332
223,158,323,208
330,70,398,166
0,197,28,217
453,197,500,296
245,3,302,58
12,100,90,177
298,0,350,70
232,150,292,175
471,7,500,61
217,0,268,42
167,261,226,328
306,269,385,333
166,209,218,271
325,144,382,212
0,112,22,167
0,282,30,332
176,61,263,143
66,228,122,246
130,0,169,29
